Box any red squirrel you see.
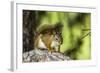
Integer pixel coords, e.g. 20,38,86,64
34,23,63,52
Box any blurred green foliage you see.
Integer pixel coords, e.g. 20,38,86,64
35,11,91,60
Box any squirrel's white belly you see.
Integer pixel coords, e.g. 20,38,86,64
38,38,47,49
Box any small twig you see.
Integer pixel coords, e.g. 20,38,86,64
81,32,91,40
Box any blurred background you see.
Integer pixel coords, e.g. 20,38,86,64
23,10,91,60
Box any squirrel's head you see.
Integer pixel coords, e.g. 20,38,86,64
35,23,63,44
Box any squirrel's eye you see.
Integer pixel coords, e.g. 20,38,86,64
56,38,58,40
55,37,59,41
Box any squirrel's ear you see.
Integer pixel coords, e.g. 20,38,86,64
55,23,63,31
